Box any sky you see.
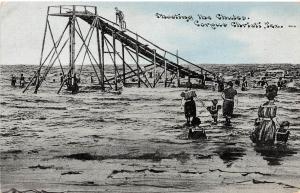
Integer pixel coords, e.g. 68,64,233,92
0,1,300,65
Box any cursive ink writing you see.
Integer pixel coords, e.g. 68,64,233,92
155,12,294,30
155,13,193,22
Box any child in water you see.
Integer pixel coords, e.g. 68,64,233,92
188,117,207,139
207,99,221,124
276,121,290,143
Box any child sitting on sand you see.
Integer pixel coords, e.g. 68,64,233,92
207,99,221,124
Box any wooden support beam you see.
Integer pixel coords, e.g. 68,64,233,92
23,9,69,93
47,20,65,76
136,34,140,88
103,36,151,88
86,51,102,86
113,32,118,91
96,18,103,88
103,37,122,79
176,50,180,87
41,20,69,69
74,28,112,89
74,18,96,64
105,63,153,82
36,38,70,93
28,7,50,94
168,73,177,87
154,70,165,86
153,49,156,88
104,40,149,87
124,46,152,88
101,24,105,90
164,51,167,87
122,43,126,85
70,5,76,85
75,17,100,83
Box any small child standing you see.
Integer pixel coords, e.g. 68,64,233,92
207,99,221,124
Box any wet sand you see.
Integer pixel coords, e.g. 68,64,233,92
1,64,300,192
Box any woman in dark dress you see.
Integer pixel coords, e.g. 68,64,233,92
221,81,237,125
181,90,197,125
250,85,280,144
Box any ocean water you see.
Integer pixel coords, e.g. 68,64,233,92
1,64,300,192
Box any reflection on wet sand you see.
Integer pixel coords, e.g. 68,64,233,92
214,144,246,167
254,144,298,166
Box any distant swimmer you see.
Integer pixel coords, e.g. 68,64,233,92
217,74,224,92
235,78,240,87
250,85,290,144
11,75,17,87
207,99,221,124
241,76,248,91
277,77,284,90
76,74,81,83
90,74,94,83
32,71,37,86
212,77,218,91
60,73,64,85
72,73,79,94
20,74,25,87
260,77,268,88
221,81,238,126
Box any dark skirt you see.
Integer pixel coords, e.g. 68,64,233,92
184,100,196,118
223,100,234,117
250,120,276,144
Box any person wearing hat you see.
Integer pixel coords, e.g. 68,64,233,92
221,81,238,125
250,85,284,144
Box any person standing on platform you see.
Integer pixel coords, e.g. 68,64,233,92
115,7,126,31
221,81,238,126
